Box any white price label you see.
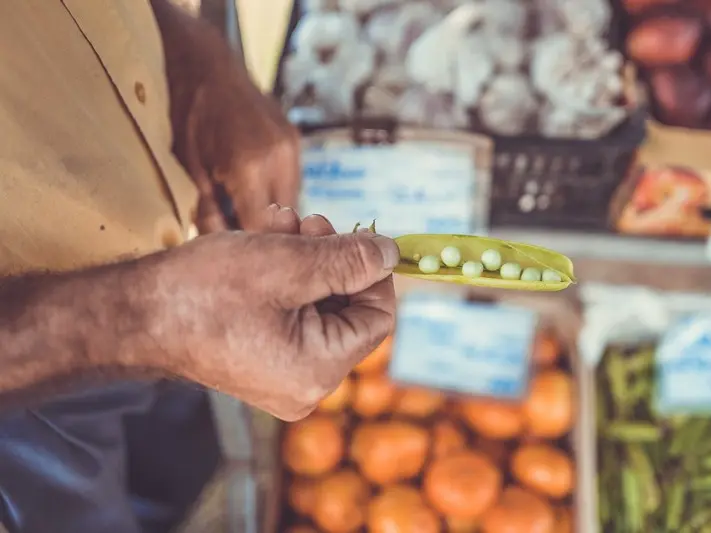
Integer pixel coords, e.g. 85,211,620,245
389,292,537,400
656,313,711,414
299,144,479,237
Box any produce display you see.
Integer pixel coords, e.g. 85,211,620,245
281,0,630,138
596,343,711,532
623,0,711,129
279,329,577,533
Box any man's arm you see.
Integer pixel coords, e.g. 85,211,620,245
0,261,164,409
150,0,300,232
149,0,244,165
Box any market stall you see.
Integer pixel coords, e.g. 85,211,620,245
181,0,711,531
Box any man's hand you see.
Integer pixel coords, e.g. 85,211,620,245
150,219,397,420
151,0,300,234
0,212,398,420
185,75,300,234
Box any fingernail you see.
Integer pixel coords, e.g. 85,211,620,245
371,234,400,270
267,203,281,213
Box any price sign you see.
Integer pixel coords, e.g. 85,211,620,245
389,292,538,400
299,143,480,237
656,313,711,415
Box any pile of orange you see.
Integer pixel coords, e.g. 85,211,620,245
281,330,577,533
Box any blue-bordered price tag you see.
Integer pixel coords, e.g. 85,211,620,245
389,292,538,400
656,313,711,415
299,143,478,237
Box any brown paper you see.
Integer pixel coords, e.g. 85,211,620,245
610,120,711,238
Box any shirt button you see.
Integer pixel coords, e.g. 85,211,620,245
134,81,147,104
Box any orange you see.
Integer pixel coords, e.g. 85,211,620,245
446,516,480,532
351,373,396,418
431,419,468,458
553,506,574,533
511,444,575,499
350,421,429,485
319,377,353,413
392,387,446,418
367,485,440,533
532,332,561,367
311,469,369,533
480,486,555,533
458,399,524,440
288,476,319,516
523,370,575,439
282,415,344,476
286,526,319,533
423,450,502,520
354,336,392,374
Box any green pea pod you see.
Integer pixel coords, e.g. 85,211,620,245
392,233,575,291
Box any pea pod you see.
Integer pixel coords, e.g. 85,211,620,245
352,222,574,290
394,234,575,292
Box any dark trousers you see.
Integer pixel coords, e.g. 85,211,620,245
0,380,221,533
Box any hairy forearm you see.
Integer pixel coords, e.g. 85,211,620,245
0,260,166,409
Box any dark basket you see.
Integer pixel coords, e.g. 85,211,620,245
488,108,646,230
272,0,647,232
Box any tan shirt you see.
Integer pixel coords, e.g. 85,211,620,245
0,0,199,276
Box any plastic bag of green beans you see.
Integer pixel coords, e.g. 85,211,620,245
577,284,711,533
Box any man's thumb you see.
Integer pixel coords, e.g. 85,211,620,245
286,232,400,306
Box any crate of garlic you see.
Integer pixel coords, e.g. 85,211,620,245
269,293,582,533
277,0,635,140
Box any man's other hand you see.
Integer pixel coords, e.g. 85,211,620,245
185,79,300,234
151,0,301,234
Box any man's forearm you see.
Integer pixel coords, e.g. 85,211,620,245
150,0,250,156
0,260,164,409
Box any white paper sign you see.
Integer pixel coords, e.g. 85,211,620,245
299,144,479,237
656,313,711,414
390,292,537,400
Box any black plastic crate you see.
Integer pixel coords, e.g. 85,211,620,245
488,109,646,230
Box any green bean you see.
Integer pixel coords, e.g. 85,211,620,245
596,344,711,532
605,422,663,442
671,419,709,457
665,480,686,531
628,444,660,512
623,467,644,532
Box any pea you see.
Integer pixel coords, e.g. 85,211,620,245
542,269,562,283
418,255,441,274
500,262,522,280
440,246,462,267
462,261,484,278
481,249,502,271
521,267,542,282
